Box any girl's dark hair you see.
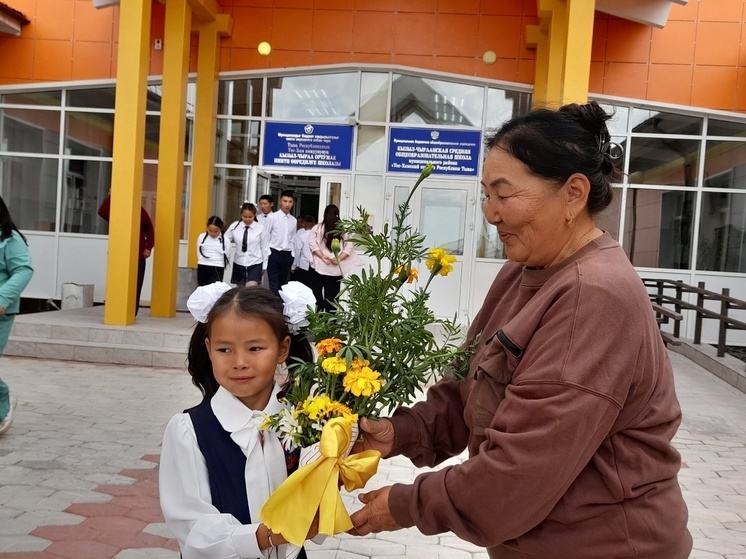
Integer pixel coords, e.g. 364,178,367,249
240,202,257,216
187,286,314,402
0,196,27,244
207,215,224,229
321,204,341,251
485,101,622,215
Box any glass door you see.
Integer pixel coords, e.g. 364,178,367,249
320,174,349,219
385,177,476,321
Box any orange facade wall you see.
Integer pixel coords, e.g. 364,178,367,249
0,0,745,113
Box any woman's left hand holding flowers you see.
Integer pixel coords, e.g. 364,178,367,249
349,486,401,536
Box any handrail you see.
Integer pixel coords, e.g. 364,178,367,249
642,278,746,362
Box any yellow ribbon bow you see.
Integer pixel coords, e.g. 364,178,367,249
260,417,381,546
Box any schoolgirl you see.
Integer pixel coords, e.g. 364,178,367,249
196,215,229,287
226,203,268,287
159,283,317,558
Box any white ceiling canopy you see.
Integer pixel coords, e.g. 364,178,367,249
595,0,688,28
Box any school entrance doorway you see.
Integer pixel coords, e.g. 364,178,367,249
250,171,350,222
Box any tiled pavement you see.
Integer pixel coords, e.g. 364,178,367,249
0,351,744,558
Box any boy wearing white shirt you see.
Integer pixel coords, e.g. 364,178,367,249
290,214,316,288
265,190,297,296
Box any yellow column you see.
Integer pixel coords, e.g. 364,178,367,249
150,0,192,318
544,0,566,108
188,14,231,268
526,24,549,107
104,0,152,326
562,0,595,104
528,0,595,108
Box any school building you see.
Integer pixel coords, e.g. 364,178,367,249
1,0,745,342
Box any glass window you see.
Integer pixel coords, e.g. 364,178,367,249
595,186,623,241
419,188,466,255
266,73,357,121
628,137,700,186
0,90,62,106
1,108,61,154
359,73,389,122
485,88,531,129
214,166,250,226
708,119,746,138
0,155,59,231
61,159,112,234
391,74,483,126
65,111,115,157
67,88,117,110
600,104,629,136
703,141,746,189
144,114,160,160
352,175,383,232
623,188,695,269
145,85,164,112
630,109,702,135
356,126,385,172
697,191,746,272
216,119,260,165
218,79,263,117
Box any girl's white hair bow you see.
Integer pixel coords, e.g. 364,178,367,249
186,282,233,323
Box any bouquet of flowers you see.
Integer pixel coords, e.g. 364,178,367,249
260,163,471,544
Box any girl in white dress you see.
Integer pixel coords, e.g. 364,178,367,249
160,284,317,558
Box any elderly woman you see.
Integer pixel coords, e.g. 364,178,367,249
350,102,692,559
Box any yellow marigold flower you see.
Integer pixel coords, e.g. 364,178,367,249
425,248,456,277
316,337,343,356
349,357,370,372
327,401,358,423
300,395,332,420
437,255,456,276
322,356,347,374
343,366,383,397
408,268,419,282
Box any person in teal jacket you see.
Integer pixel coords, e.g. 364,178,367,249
0,196,33,436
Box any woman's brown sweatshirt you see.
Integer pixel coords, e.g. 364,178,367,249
388,233,692,559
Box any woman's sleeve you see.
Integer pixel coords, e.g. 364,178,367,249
159,415,267,559
388,377,470,467
308,225,321,253
0,234,33,310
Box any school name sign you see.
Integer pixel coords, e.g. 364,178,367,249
388,127,481,176
263,122,353,170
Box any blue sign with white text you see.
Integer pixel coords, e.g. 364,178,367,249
388,127,481,176
262,122,353,170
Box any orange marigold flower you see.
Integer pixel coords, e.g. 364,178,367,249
316,337,343,356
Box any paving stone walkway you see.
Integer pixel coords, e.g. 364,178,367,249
0,351,744,558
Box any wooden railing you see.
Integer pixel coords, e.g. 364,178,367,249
643,278,746,359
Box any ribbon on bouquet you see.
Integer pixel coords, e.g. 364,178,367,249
260,417,381,546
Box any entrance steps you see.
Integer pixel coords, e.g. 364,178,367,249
5,306,195,368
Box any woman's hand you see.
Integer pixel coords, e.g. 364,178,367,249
352,417,395,457
348,486,401,535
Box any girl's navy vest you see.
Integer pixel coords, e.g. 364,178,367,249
186,400,306,558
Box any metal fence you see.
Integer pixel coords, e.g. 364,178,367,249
643,278,746,361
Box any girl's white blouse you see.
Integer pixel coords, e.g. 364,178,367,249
196,232,228,267
159,384,302,559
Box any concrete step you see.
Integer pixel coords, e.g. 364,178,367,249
5,306,195,368
5,336,188,368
